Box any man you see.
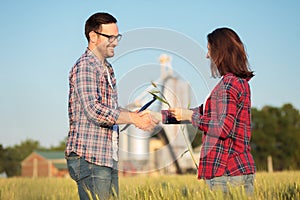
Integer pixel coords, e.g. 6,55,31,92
65,12,158,199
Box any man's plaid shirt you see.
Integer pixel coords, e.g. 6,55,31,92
192,73,255,179
66,49,120,168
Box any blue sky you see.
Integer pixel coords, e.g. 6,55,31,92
0,0,299,147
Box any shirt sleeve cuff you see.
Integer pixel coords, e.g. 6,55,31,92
191,104,203,126
106,108,121,125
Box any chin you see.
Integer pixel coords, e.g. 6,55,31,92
107,53,114,58
106,49,114,57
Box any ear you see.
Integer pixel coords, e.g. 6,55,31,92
89,31,98,43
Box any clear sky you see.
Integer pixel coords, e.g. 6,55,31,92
1,0,299,148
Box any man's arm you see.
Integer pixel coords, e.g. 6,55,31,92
74,61,158,131
74,62,120,126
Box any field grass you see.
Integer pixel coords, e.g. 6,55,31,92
0,171,299,200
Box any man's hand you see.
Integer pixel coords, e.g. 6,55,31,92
131,111,159,132
147,111,162,122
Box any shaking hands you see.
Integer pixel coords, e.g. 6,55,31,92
119,107,193,132
132,111,159,132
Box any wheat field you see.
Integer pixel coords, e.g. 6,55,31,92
0,171,299,200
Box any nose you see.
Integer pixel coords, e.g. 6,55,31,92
206,52,210,59
110,38,119,46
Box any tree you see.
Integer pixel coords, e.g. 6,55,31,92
50,137,67,151
251,104,300,171
0,144,5,173
1,139,43,176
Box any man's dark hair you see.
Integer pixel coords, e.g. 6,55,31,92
85,12,117,42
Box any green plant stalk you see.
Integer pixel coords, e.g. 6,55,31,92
180,125,198,169
150,81,171,108
150,81,198,170
148,91,171,108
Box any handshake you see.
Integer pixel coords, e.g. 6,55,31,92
127,110,161,132
121,108,193,132
120,81,193,132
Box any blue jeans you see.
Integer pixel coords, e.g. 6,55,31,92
66,152,118,200
205,174,254,195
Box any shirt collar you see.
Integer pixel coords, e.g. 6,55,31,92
85,48,110,68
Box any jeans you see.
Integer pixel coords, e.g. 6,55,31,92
205,174,254,195
66,152,118,200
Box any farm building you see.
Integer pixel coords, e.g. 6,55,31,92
21,151,68,177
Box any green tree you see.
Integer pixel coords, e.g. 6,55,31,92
0,144,5,173
277,104,300,169
1,139,43,176
50,137,67,151
251,104,300,171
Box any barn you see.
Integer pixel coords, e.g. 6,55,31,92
21,151,68,177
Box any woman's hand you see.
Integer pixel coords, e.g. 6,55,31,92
170,108,193,121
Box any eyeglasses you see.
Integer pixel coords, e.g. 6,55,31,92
94,31,122,43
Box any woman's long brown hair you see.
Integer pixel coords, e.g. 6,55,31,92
207,27,254,79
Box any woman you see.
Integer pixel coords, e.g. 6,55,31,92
171,27,256,194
